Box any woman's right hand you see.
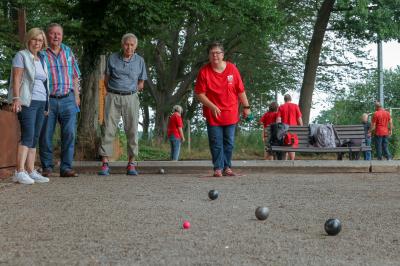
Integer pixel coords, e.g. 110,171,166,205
12,98,21,113
210,105,221,118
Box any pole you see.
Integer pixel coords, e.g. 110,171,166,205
378,40,384,107
17,8,26,44
187,119,191,153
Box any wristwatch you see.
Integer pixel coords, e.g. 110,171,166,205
243,106,250,109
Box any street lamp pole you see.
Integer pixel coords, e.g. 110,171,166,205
378,39,384,107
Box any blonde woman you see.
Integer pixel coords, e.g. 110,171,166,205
8,28,50,184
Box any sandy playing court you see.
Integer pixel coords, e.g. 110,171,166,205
0,172,399,265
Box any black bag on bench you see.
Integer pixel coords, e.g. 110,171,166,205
337,139,362,160
269,123,289,160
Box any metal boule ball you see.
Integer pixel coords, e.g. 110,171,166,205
255,207,269,220
208,190,219,200
324,218,342,236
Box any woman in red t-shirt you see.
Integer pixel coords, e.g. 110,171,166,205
259,102,278,160
195,42,252,177
167,105,185,161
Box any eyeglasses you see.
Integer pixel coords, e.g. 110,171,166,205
31,38,44,43
209,51,223,55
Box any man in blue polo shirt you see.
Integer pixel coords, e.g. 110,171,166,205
98,33,147,176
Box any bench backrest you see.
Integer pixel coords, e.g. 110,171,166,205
268,124,367,148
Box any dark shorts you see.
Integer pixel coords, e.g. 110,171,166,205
18,100,46,148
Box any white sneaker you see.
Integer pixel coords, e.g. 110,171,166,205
12,171,34,185
28,170,49,183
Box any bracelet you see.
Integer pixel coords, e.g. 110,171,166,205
243,106,250,109
13,97,20,100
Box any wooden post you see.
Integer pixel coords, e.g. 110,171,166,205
0,8,26,178
17,8,26,44
0,109,20,179
187,119,191,153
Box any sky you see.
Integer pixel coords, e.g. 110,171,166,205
367,41,400,70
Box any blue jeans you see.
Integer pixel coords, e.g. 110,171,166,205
207,124,236,170
18,100,46,148
39,93,78,173
169,135,181,161
363,137,372,160
375,136,391,160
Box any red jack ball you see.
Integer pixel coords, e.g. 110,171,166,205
182,221,190,229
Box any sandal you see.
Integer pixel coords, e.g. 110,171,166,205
223,168,236,176
213,169,223,177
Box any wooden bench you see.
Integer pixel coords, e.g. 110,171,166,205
267,124,372,159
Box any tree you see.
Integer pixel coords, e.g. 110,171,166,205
299,0,400,124
71,0,180,156
299,0,336,125
0,1,22,94
142,0,284,139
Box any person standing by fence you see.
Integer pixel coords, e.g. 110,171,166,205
369,102,392,160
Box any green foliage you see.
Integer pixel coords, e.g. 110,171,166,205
137,0,287,136
335,0,400,41
0,2,19,94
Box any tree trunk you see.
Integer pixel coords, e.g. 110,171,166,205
299,0,335,124
76,55,105,159
154,102,170,142
141,104,150,140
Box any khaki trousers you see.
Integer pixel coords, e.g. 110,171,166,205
99,92,140,158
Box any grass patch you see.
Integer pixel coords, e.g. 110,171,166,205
116,130,266,161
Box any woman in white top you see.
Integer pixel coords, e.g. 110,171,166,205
8,28,50,184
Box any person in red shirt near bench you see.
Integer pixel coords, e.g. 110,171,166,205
369,101,393,160
195,42,251,177
260,102,278,160
276,94,303,160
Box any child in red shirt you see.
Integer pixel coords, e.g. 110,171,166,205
259,102,278,160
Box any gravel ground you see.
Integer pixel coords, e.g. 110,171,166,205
0,172,399,265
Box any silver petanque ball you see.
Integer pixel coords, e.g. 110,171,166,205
255,207,270,220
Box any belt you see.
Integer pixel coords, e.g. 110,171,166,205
107,89,136,95
50,92,70,99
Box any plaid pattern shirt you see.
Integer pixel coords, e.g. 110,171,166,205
41,43,81,96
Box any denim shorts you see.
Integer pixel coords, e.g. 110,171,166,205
18,100,46,148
